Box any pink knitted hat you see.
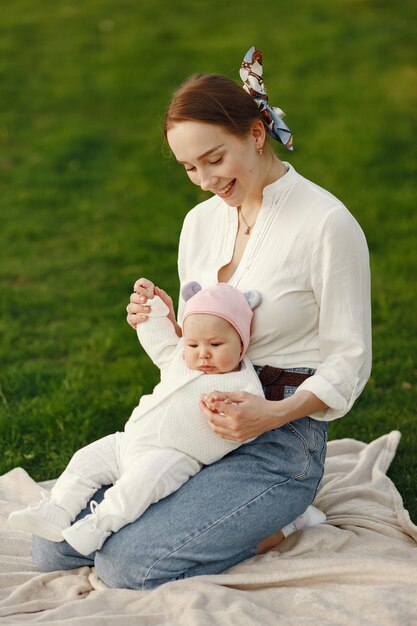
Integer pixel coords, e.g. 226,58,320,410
182,282,261,355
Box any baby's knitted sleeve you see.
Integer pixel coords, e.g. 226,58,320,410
136,296,180,371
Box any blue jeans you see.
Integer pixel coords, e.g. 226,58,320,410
32,368,328,589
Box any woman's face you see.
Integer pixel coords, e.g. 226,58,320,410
167,121,265,208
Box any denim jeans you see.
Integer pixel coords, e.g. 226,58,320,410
32,368,328,589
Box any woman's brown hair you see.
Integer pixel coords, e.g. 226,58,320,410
164,73,266,137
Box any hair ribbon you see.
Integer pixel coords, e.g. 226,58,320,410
240,46,293,150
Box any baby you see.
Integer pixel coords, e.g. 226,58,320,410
9,282,267,556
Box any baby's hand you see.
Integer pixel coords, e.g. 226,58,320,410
134,278,155,300
201,391,230,412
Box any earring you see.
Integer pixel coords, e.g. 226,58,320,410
257,145,264,155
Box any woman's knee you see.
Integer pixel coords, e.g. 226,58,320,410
32,535,90,573
93,507,213,590
32,536,65,572
94,532,167,589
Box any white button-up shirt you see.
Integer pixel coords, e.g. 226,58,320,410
177,163,372,421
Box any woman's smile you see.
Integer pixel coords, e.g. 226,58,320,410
216,179,236,198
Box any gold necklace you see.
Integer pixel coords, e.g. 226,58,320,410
239,208,255,235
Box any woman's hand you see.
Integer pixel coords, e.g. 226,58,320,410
126,277,182,337
201,389,328,441
126,278,155,328
200,391,274,442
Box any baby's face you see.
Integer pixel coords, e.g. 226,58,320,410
183,314,243,374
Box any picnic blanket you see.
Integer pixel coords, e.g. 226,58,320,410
1,430,416,625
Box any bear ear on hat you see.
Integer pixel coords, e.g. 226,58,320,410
244,290,262,310
181,281,202,302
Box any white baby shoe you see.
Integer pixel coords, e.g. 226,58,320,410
8,495,72,541
62,501,111,556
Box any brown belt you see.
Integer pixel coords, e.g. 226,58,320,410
257,365,313,401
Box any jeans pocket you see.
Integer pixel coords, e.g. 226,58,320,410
286,416,319,454
285,417,328,483
282,421,311,481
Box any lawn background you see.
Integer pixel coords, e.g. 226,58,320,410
1,0,416,521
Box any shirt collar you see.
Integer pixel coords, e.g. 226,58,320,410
262,161,296,201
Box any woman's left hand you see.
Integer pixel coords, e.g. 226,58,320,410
200,391,273,442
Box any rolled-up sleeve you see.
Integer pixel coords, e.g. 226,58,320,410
296,207,372,420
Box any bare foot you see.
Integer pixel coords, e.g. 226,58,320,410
256,506,326,554
257,530,285,555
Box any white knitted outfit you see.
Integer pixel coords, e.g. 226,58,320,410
49,297,264,533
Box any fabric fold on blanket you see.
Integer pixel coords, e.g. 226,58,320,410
1,430,416,625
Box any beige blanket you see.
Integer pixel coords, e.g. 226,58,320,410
1,431,416,625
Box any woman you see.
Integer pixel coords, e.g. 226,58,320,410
33,47,371,589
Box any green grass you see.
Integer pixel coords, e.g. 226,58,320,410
1,0,416,522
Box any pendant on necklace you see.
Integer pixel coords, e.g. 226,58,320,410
239,206,253,235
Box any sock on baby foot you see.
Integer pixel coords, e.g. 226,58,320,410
281,505,326,538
